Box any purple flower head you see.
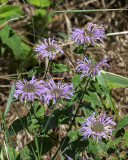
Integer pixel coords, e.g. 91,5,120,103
14,75,44,103
84,22,105,44
70,22,105,45
34,37,64,60
70,28,86,44
42,78,73,105
79,113,116,140
76,56,109,78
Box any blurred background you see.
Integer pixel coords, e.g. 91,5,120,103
0,0,128,158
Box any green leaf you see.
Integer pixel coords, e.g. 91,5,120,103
28,67,44,78
87,140,108,157
35,9,46,17
1,0,6,3
123,130,128,141
101,71,128,87
5,33,24,60
73,45,85,54
61,137,89,160
51,63,70,72
113,115,128,135
67,130,78,143
123,131,128,148
107,137,121,148
38,106,73,133
0,5,22,19
106,79,125,89
65,90,82,107
75,117,85,123
21,42,30,58
16,136,55,160
0,20,10,42
83,91,102,108
72,73,82,89
6,115,31,136
81,104,94,118
0,20,30,60
96,74,119,120
1,84,15,120
27,0,52,7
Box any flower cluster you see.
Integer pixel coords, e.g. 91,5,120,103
34,37,64,60
70,22,105,45
14,76,73,104
76,56,109,78
79,113,116,140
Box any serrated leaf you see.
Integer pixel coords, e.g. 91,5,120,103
113,115,128,135
72,73,82,88
51,63,70,72
107,137,121,148
81,104,94,118
123,130,128,141
83,91,102,108
88,141,108,155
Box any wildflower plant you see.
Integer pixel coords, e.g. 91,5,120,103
3,19,128,160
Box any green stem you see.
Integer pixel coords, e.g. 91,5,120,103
72,77,91,122
39,103,56,134
53,8,127,14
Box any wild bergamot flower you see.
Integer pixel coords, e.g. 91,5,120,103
79,113,116,140
84,22,105,44
70,28,86,44
76,56,109,78
34,37,64,60
42,78,73,105
70,22,105,45
14,75,44,102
